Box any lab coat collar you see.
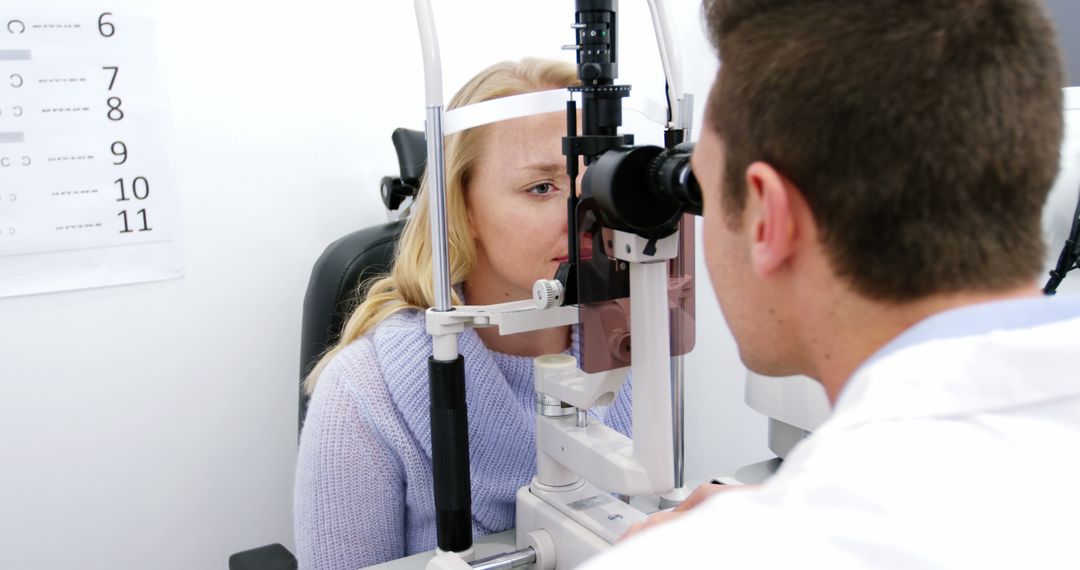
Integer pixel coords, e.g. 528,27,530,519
829,295,1080,428
865,294,1080,367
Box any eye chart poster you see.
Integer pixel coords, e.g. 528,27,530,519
0,1,182,298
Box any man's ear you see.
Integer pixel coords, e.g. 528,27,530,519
745,162,796,278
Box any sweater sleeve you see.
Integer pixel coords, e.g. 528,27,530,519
294,339,406,569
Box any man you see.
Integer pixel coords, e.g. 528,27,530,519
585,0,1080,567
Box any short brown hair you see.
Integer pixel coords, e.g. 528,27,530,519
703,0,1065,301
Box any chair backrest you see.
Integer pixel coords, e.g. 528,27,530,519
298,221,404,433
298,127,424,433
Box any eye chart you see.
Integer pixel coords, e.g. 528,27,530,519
0,1,181,298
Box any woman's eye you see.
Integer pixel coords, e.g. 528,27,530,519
529,183,556,196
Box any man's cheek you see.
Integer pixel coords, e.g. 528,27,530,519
702,227,723,289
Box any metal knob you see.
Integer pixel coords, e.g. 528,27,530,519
532,279,565,310
535,392,575,417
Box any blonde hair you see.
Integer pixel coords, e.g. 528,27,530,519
304,58,580,394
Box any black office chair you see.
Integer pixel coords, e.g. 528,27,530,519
298,128,425,432
297,219,404,430
228,128,425,570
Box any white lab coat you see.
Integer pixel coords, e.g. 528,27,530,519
583,296,1080,569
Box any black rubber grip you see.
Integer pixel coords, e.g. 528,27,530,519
429,355,473,553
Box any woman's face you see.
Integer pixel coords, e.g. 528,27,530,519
464,110,583,303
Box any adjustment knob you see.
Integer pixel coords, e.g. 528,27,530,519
581,62,602,81
609,330,631,363
533,279,565,310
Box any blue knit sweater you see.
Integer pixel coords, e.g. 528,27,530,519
294,310,634,569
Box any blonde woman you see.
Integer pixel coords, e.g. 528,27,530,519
294,59,633,569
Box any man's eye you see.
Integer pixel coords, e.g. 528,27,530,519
529,183,555,196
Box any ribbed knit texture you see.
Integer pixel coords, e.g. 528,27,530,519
294,310,633,569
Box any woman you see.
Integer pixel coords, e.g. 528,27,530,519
294,58,633,569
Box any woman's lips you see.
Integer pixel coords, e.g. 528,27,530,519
554,232,596,263
554,248,594,263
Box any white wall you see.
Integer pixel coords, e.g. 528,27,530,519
1,2,1077,569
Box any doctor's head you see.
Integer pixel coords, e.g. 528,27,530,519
305,58,579,393
692,0,1065,380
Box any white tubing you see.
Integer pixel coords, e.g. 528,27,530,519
414,0,443,107
414,0,454,340
647,0,684,127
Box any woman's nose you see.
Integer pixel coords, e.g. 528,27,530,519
550,201,569,239
575,160,586,196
